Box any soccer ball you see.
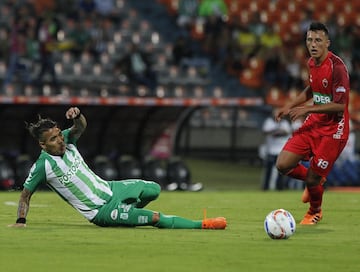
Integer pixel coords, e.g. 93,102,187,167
264,209,296,239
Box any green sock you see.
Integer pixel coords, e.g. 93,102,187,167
155,213,202,229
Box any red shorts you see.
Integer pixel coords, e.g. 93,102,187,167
283,131,348,177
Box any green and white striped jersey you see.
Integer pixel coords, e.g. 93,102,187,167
23,129,113,221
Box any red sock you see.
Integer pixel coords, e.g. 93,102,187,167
308,185,324,213
286,164,307,181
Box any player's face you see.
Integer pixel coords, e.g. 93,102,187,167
306,30,330,64
39,127,66,156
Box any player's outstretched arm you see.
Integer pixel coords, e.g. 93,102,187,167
8,188,32,228
66,107,87,141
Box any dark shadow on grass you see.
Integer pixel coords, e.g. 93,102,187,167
40,222,158,229
31,222,97,229
297,226,334,235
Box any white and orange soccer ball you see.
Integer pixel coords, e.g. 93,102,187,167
264,209,296,239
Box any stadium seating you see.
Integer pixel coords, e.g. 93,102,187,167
117,155,143,179
92,155,118,181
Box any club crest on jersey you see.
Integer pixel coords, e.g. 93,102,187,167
110,209,118,220
322,78,328,88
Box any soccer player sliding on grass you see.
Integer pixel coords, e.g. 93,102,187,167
9,107,226,229
275,22,350,225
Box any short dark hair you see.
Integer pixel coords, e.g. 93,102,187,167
26,115,57,141
308,22,329,36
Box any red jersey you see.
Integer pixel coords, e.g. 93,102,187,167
301,51,350,140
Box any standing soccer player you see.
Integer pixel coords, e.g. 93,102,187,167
275,22,350,225
9,107,226,229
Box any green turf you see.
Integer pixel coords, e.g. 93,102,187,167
1,189,360,272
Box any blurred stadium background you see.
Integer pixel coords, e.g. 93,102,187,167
0,0,359,191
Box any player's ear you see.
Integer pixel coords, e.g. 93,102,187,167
39,141,46,149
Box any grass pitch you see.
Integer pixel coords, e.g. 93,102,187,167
1,190,360,272
1,159,359,272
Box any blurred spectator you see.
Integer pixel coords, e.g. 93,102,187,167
34,13,60,88
203,14,228,63
94,0,122,23
198,0,228,19
25,23,40,65
260,108,292,190
31,0,56,17
56,0,78,17
114,42,157,92
196,0,228,63
260,24,288,90
351,25,360,63
351,58,360,92
223,16,244,75
66,18,92,59
0,26,9,61
86,17,113,60
248,12,266,37
234,23,259,61
2,11,32,89
176,0,199,34
172,35,194,66
78,0,97,19
262,47,288,91
332,25,353,55
172,35,210,75
284,46,305,90
259,24,282,53
299,9,313,36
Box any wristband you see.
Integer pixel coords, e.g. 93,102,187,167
16,218,26,224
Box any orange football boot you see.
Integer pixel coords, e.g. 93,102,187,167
202,217,227,229
300,209,323,225
201,209,227,229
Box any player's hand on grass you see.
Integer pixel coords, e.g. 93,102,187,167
8,223,27,228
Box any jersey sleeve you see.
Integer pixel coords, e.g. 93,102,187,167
332,62,350,104
23,158,46,193
62,128,77,145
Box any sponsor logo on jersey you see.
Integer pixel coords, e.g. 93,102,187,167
117,204,132,221
138,216,148,224
336,86,346,93
120,213,128,220
313,92,332,104
333,116,345,139
58,156,81,184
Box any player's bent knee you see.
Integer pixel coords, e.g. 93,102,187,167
149,182,161,198
275,161,290,175
153,182,161,193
